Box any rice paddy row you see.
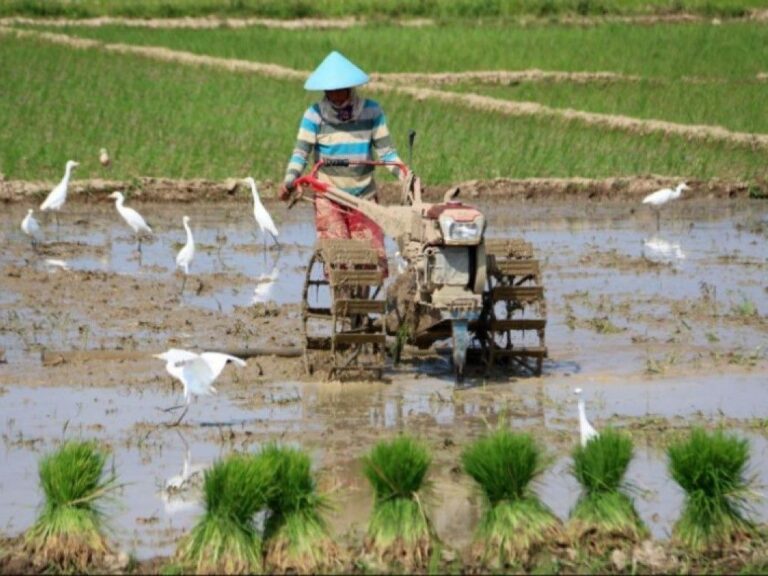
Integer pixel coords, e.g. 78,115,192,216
10,428,766,574
2,31,767,185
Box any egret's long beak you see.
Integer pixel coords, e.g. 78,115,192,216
153,353,165,360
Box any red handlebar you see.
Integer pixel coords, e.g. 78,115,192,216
292,159,409,193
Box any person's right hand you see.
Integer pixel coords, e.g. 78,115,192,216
279,183,294,202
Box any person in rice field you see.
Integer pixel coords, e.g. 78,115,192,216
279,51,405,276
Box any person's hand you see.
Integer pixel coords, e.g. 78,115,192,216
279,182,294,202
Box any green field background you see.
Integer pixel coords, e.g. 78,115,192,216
1,16,767,187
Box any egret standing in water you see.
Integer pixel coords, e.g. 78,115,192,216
574,387,599,447
244,177,279,249
175,215,195,295
21,209,43,250
154,348,247,426
642,182,689,231
40,160,79,233
108,191,153,257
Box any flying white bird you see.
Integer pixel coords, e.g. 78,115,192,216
154,348,246,425
176,215,195,294
108,191,153,254
244,177,279,248
642,182,689,231
40,160,79,231
99,148,111,167
21,209,43,249
574,387,599,447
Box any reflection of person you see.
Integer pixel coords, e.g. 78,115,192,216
279,51,405,275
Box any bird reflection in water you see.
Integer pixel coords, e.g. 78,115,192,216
642,235,686,262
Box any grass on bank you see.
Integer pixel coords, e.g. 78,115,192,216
461,429,560,568
175,453,272,574
24,440,117,573
569,428,648,548
1,0,766,19
668,427,758,552
260,444,340,573
363,435,433,570
2,35,766,185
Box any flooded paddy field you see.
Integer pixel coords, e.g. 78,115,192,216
0,194,767,565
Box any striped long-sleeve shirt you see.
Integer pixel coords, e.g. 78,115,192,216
283,97,403,198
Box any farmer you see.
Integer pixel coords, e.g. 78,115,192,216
279,51,405,275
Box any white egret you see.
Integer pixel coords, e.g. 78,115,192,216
99,148,111,167
154,348,247,425
175,215,195,295
40,160,79,231
574,387,599,447
642,182,689,231
108,191,153,255
243,177,279,249
393,251,408,274
21,209,43,249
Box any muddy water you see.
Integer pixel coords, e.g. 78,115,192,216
0,197,766,559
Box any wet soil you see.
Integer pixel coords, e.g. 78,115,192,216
0,193,766,571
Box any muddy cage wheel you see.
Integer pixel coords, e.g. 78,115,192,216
481,238,548,376
301,239,386,380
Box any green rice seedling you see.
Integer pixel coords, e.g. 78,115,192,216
668,427,757,552
260,444,341,574
461,429,560,568
175,452,273,574
24,440,117,572
363,435,433,570
568,428,648,549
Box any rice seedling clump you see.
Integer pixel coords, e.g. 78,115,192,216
175,452,273,574
24,440,117,572
568,428,648,549
362,435,433,570
461,429,560,568
668,427,757,553
261,444,341,574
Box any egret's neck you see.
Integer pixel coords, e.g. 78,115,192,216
184,220,193,240
251,186,262,205
63,165,74,182
578,398,586,420
115,196,124,208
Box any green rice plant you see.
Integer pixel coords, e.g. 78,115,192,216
175,452,273,574
363,435,433,570
668,427,757,552
568,428,648,548
24,440,117,572
461,429,560,568
260,444,341,574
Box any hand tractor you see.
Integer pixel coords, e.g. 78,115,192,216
289,158,547,383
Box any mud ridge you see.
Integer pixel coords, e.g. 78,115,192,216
0,176,758,204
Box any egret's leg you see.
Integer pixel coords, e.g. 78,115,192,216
179,274,188,296
55,213,60,240
655,210,661,232
162,404,186,412
169,405,189,427
269,231,281,249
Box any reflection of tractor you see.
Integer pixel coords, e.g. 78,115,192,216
291,159,547,383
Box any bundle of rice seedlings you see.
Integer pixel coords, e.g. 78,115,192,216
668,427,757,553
175,452,273,574
363,435,433,570
568,428,648,548
24,440,117,572
261,444,341,573
461,429,560,568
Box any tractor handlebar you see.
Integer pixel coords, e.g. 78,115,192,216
287,158,409,208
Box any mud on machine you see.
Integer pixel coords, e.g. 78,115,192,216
289,158,547,384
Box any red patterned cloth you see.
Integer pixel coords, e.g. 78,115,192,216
314,195,388,278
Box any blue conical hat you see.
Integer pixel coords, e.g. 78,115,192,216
304,51,369,91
